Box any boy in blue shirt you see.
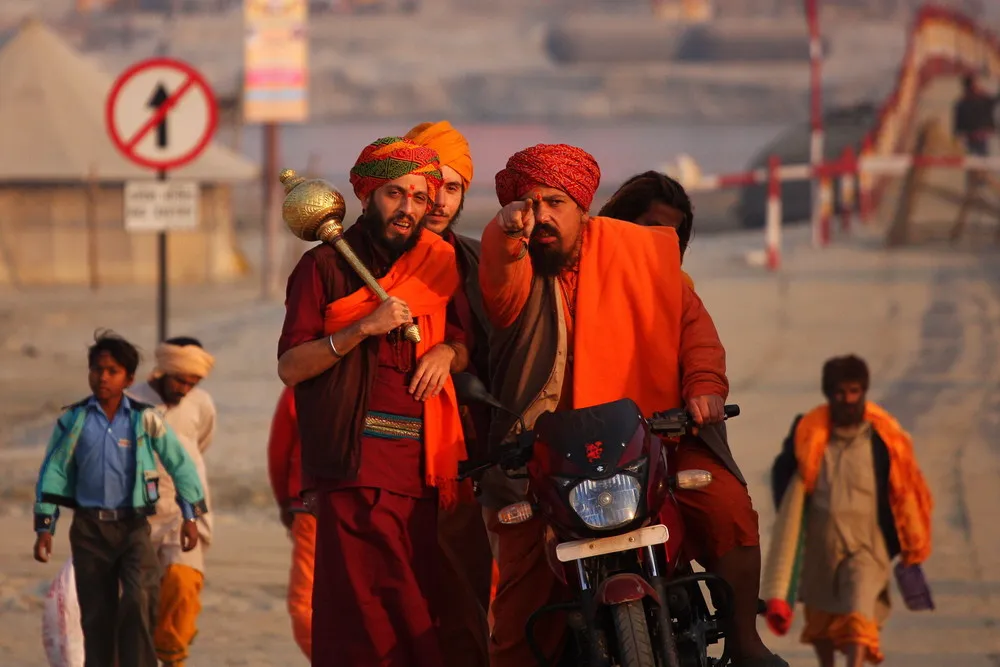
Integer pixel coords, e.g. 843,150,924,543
33,331,208,667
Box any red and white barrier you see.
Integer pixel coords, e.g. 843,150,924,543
765,155,782,271
671,4,1000,271
678,151,1000,271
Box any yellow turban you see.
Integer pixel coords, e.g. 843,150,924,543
150,343,215,380
404,121,474,189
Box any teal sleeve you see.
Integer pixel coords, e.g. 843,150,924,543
150,418,208,515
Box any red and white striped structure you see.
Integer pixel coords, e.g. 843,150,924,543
806,0,826,249
672,4,1000,271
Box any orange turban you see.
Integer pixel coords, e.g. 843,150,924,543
404,121,474,189
495,143,602,210
349,136,444,205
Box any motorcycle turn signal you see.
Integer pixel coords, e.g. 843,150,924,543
674,469,713,491
498,501,535,525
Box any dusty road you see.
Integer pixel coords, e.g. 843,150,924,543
1,222,999,665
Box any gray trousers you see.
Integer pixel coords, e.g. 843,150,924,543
69,511,160,667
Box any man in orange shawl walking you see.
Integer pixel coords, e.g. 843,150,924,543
277,136,469,667
479,143,786,667
767,355,933,667
266,386,314,660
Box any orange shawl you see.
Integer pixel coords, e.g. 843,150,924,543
794,403,933,564
573,217,685,415
323,233,466,509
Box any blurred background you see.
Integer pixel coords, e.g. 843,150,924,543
2,2,1000,665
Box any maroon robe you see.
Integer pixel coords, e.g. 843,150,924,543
280,245,465,667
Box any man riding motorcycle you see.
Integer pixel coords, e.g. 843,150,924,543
477,145,787,667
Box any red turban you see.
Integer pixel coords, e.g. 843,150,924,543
349,136,444,205
495,143,602,210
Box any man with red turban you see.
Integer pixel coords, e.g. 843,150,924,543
480,144,787,667
277,136,470,667
405,120,492,667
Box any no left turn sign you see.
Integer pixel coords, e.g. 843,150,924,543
106,58,219,172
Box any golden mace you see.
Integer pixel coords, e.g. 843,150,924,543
279,168,421,344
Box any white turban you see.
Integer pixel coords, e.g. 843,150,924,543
150,342,215,380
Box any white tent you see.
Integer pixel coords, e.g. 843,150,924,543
0,18,258,286
0,17,257,182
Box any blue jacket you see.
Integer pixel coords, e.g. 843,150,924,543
34,397,208,533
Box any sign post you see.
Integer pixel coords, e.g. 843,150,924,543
244,0,309,299
105,57,218,342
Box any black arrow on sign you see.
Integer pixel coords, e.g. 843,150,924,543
147,83,170,148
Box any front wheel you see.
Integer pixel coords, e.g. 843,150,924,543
611,601,655,667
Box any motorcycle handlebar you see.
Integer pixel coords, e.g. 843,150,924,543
648,403,741,437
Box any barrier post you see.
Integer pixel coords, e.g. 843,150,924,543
818,168,833,247
766,154,782,271
858,135,874,225
806,0,825,248
839,146,857,233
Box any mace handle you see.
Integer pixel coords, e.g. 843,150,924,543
331,237,422,344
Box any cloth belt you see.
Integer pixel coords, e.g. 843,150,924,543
362,411,423,441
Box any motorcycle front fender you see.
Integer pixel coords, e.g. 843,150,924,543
594,573,661,606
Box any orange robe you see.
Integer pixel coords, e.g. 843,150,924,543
479,216,753,667
155,565,204,665
308,231,466,667
266,387,314,660
793,404,932,566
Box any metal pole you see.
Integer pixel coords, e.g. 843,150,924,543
158,169,168,342
261,121,280,299
86,164,100,290
806,0,826,247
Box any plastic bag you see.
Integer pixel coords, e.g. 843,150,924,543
41,557,85,667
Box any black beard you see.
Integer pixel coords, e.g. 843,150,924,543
830,401,865,427
359,206,424,261
528,223,576,277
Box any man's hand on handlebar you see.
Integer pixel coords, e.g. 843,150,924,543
686,395,725,425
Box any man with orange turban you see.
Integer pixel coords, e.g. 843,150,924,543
479,144,787,667
405,120,493,666
277,136,470,667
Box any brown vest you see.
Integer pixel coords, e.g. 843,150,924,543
293,222,396,481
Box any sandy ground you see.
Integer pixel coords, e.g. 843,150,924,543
2,222,1000,666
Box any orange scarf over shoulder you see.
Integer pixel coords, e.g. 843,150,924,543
572,217,685,415
323,233,466,509
794,403,933,564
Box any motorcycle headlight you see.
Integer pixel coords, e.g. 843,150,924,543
568,473,643,530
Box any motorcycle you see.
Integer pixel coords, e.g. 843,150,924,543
455,373,740,667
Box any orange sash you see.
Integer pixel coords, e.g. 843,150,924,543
794,403,933,564
323,233,466,509
573,217,685,415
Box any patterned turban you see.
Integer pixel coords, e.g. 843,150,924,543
349,136,444,205
495,143,602,210
404,121,474,189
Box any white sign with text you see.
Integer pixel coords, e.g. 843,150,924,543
124,181,199,232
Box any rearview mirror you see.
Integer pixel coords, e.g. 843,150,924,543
452,372,504,410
